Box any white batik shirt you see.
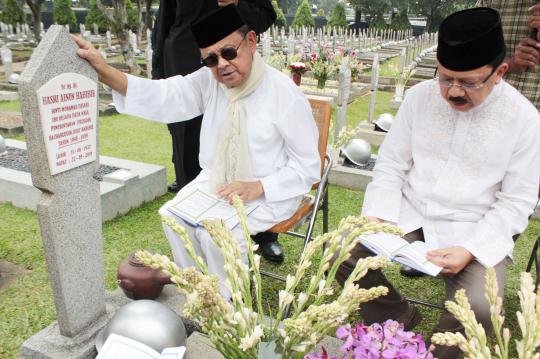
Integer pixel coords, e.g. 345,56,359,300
113,65,321,231
362,79,540,267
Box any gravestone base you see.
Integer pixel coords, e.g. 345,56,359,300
20,314,108,359
1,139,167,222
355,127,387,146
329,155,376,191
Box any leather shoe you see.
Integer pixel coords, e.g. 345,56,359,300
400,264,426,278
251,232,284,263
396,305,422,331
168,181,180,193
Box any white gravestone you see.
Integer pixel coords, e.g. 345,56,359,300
335,56,352,141
106,30,112,49
368,53,379,124
146,44,153,79
1,45,13,80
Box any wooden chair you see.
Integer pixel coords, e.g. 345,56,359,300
260,97,333,282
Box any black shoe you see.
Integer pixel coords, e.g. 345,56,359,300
168,181,180,193
400,265,426,278
396,305,422,331
251,232,284,263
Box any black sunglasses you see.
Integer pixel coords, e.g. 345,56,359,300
201,35,246,67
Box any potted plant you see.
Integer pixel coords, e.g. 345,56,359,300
289,61,307,86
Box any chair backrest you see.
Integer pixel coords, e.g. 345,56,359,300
307,97,332,176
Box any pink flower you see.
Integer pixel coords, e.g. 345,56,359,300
307,320,435,359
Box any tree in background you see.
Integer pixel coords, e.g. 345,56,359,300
277,0,300,15
272,0,287,28
53,0,77,28
95,0,138,72
0,0,26,25
390,8,411,30
317,8,325,17
327,1,348,28
291,0,314,28
347,0,390,27
85,0,109,31
25,0,44,42
410,0,475,32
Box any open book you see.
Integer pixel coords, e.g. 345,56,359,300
167,186,259,230
360,232,442,276
96,334,186,359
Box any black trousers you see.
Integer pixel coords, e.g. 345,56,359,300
168,115,202,189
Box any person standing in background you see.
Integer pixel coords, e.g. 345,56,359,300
477,0,540,109
151,1,285,262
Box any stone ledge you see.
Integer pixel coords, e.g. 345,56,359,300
0,140,167,222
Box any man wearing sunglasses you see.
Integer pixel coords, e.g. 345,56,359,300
151,0,285,264
74,5,320,299
334,8,540,359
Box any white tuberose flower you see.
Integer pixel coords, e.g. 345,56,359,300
279,290,294,308
239,325,264,351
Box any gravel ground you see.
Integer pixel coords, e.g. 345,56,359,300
0,146,120,181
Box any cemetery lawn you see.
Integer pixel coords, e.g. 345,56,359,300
1,94,539,358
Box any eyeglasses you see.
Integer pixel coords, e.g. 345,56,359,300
435,66,497,91
201,35,246,67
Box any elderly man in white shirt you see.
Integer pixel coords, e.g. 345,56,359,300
74,5,320,298
335,8,540,359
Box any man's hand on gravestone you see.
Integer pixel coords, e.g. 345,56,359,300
426,246,474,276
507,38,540,72
72,35,128,96
217,181,264,204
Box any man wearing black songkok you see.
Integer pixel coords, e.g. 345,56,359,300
334,8,540,359
151,0,284,263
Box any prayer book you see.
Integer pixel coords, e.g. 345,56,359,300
360,232,443,276
167,186,259,230
96,334,186,359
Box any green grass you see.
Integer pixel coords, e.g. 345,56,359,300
1,95,539,358
0,100,21,113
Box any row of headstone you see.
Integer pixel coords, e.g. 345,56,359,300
268,25,413,44
0,22,38,42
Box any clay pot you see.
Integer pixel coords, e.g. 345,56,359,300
117,253,172,300
292,73,302,86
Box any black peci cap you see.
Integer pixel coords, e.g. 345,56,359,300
191,5,246,49
437,7,506,71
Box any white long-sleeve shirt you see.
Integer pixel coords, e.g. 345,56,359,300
362,79,540,267
113,65,321,231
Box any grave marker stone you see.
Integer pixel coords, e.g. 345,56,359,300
106,30,112,49
1,45,13,81
368,53,379,123
146,43,153,79
335,56,351,140
18,25,107,359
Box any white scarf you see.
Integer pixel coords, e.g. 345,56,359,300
209,52,266,192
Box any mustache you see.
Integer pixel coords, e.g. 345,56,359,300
448,96,468,104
